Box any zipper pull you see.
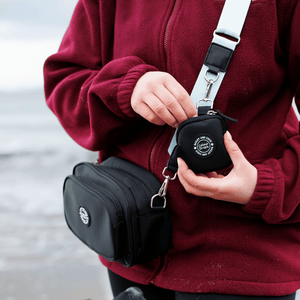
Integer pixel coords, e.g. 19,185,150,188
216,110,238,123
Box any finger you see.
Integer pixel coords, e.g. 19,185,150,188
205,171,224,179
177,158,216,187
153,86,188,124
164,77,197,119
144,94,178,127
177,158,220,197
224,131,246,168
134,102,165,126
177,158,202,196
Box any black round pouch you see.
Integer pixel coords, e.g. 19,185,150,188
167,109,236,174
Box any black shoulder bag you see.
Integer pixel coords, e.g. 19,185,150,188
63,157,171,267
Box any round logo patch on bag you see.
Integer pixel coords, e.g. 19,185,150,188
79,207,91,226
193,135,216,158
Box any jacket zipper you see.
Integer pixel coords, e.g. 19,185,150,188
148,1,181,283
149,127,168,173
149,1,180,172
163,0,180,71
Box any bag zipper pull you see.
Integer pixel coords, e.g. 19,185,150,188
216,110,238,123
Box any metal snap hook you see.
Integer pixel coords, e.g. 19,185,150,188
150,168,177,209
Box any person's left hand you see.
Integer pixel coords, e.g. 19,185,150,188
177,131,257,205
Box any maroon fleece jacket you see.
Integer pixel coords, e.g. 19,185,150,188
44,0,300,296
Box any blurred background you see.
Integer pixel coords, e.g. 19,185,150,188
1,1,300,300
0,0,113,299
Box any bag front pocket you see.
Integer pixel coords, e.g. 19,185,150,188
73,163,140,266
63,175,125,262
176,115,231,173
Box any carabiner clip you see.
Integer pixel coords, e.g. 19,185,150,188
150,168,177,209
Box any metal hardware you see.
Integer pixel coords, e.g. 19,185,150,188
162,167,177,180
196,70,220,110
196,99,213,109
150,195,167,209
207,110,217,115
204,79,214,100
151,168,177,209
204,70,220,83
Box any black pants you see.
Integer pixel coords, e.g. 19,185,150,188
108,270,296,300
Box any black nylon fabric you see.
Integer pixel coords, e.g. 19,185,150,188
168,113,231,174
63,157,172,267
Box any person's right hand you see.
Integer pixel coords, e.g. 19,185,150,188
131,71,197,128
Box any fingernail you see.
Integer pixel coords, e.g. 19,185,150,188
226,131,232,141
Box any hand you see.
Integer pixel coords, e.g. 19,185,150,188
177,131,258,205
131,71,197,128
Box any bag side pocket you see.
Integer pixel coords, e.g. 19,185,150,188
102,167,172,264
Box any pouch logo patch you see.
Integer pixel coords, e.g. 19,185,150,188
79,207,90,226
193,135,215,158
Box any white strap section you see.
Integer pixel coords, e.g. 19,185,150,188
216,0,252,40
168,0,251,155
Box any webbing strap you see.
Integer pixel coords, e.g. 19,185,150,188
168,0,251,155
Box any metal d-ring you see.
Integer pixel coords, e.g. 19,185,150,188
150,194,167,209
162,167,177,181
204,70,220,84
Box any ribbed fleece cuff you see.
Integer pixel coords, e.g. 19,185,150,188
243,164,275,216
117,64,158,118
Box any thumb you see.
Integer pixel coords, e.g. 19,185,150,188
224,131,245,167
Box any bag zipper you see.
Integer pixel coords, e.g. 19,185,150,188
87,164,139,266
70,176,128,261
86,163,136,218
75,176,124,227
113,169,149,205
215,110,238,123
76,163,125,222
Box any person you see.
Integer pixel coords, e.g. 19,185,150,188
43,0,300,299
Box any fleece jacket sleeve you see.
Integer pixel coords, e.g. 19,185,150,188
43,0,158,151
243,1,300,224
